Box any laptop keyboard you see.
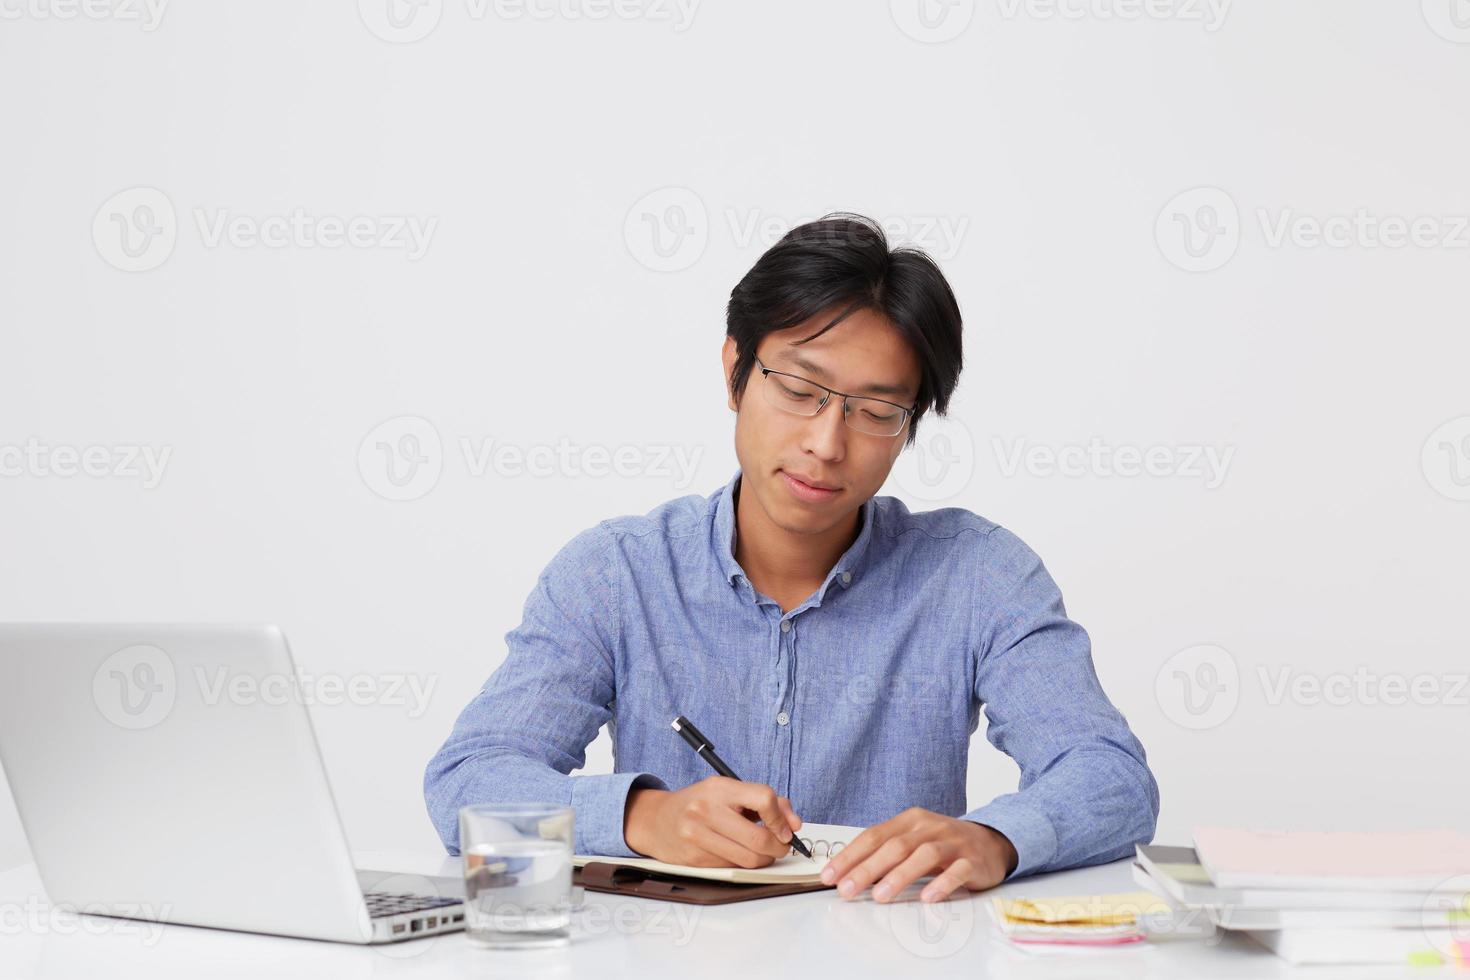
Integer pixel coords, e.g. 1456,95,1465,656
365,891,461,919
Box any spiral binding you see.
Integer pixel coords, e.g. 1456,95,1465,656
794,836,848,858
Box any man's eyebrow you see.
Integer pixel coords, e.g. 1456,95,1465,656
776,351,915,400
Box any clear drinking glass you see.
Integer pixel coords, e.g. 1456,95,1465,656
459,803,575,949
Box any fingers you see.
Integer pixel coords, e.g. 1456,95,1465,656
871,841,952,903
706,801,788,862
832,834,914,899
722,780,795,845
919,858,975,903
779,796,803,834
820,820,893,885
675,810,773,869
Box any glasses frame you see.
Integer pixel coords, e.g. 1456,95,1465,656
754,357,916,438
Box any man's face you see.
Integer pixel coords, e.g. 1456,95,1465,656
722,306,922,537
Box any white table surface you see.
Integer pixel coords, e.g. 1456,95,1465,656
0,852,1445,979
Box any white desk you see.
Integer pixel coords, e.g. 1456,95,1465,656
0,853,1437,979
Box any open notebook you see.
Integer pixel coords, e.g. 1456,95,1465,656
573,822,864,884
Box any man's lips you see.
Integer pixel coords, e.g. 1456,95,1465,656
780,470,842,501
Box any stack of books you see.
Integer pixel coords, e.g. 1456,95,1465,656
1134,828,1470,966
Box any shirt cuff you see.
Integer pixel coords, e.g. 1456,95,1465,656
569,771,667,857
960,796,1058,880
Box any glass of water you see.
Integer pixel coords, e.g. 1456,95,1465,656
459,803,574,949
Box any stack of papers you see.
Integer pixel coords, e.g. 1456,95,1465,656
1133,829,1470,966
989,891,1174,946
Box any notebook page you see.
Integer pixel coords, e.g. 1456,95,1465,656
573,822,865,884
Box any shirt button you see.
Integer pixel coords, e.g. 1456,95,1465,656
776,711,790,726
780,620,791,633
841,571,852,585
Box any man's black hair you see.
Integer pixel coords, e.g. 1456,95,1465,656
724,212,963,447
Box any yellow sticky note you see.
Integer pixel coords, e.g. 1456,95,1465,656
997,891,1172,927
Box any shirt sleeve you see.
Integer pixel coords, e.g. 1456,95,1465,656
959,527,1159,880
423,524,667,857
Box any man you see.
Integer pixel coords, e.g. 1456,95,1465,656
425,213,1158,904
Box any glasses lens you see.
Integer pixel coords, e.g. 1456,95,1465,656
762,370,827,416
844,397,908,437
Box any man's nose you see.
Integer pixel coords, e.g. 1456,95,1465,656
800,396,848,461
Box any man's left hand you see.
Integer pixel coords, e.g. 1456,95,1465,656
819,807,1018,903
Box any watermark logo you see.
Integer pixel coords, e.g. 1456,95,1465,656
0,0,168,30
93,188,437,270
359,415,444,502
1258,666,1469,709
0,439,173,488
726,209,970,262
1155,643,1239,730
358,0,443,42
890,0,975,43
992,436,1235,489
93,644,177,730
1423,416,1470,502
93,187,177,273
624,187,708,272
0,896,171,944
996,0,1231,31
876,888,977,958
1422,0,1470,43
358,417,706,501
194,666,438,718
1257,209,1470,251
1156,186,1240,272
1160,188,1470,271
891,416,975,502
1420,876,1470,963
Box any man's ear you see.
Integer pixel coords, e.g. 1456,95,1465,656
721,337,740,411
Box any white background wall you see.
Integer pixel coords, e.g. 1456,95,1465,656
2,0,1468,874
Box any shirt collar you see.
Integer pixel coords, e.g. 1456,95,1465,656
712,468,878,594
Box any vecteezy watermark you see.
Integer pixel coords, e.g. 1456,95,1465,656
91,644,439,729
1157,186,1470,272
1257,666,1470,709
576,900,700,944
358,0,700,43
889,0,976,43
0,0,168,30
92,187,177,272
0,438,173,489
725,208,971,262
1419,875,1470,963
1422,416,1470,502
1155,186,1241,273
996,0,1231,31
358,415,706,501
193,666,438,719
1155,644,1240,730
891,416,976,503
623,187,708,273
93,644,177,730
358,416,444,502
1422,0,1470,43
992,436,1235,489
872,885,977,958
92,187,438,271
0,896,171,945
1157,644,1470,730
622,189,972,272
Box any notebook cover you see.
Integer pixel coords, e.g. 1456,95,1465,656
576,862,833,905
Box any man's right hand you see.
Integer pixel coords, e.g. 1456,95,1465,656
622,775,803,868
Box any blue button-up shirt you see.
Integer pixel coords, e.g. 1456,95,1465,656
424,469,1158,879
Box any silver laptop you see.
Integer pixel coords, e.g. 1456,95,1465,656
0,623,464,943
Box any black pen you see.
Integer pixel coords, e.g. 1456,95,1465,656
670,715,813,859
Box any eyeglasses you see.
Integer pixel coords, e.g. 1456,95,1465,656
755,358,915,438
